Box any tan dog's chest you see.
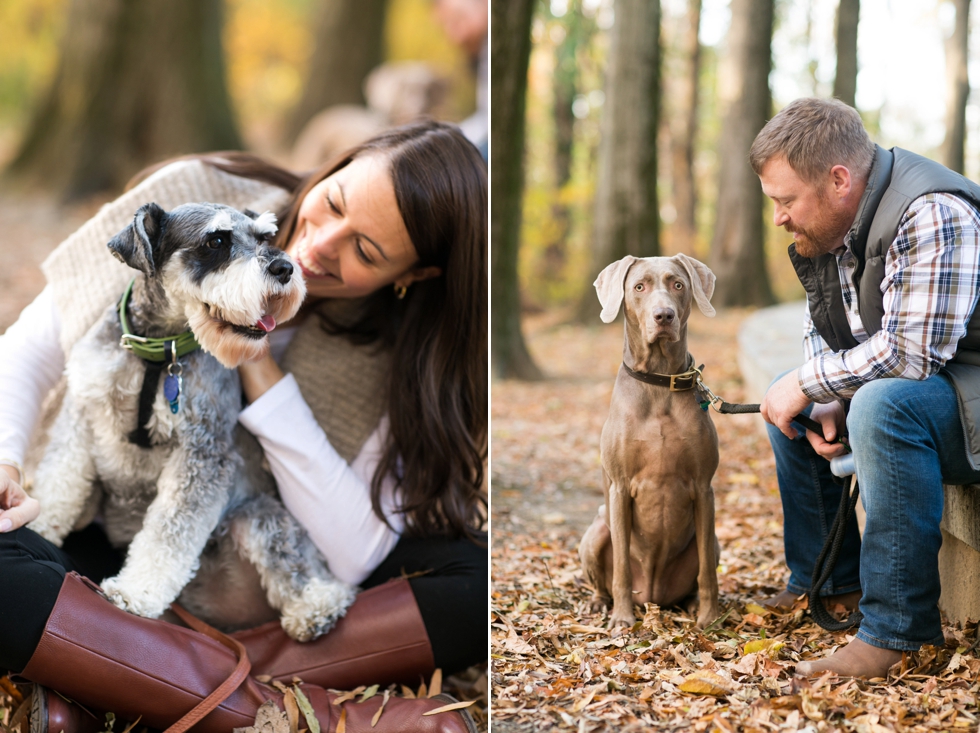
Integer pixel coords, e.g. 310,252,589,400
602,391,718,545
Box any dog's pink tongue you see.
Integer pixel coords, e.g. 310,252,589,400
256,314,277,333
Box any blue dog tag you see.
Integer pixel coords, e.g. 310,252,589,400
164,373,182,414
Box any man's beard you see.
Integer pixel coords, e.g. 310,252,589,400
787,200,854,258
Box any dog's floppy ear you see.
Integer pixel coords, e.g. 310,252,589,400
107,203,166,276
594,255,637,323
673,253,716,317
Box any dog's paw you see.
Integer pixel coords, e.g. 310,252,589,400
100,576,167,619
588,595,610,614
279,577,358,642
608,605,636,631
696,606,721,631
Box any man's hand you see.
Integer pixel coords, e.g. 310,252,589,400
0,470,40,533
760,370,812,440
807,401,848,459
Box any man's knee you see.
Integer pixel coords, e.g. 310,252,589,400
847,377,944,444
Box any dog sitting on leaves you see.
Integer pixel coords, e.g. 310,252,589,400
29,201,356,641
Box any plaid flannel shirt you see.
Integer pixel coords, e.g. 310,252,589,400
799,192,980,403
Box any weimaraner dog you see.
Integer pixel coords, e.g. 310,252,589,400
579,253,721,630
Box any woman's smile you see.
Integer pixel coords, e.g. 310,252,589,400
292,225,340,281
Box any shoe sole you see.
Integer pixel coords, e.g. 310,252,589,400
30,685,48,733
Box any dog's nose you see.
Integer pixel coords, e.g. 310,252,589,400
653,307,675,325
268,259,294,285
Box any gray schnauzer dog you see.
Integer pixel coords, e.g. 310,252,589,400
29,202,356,641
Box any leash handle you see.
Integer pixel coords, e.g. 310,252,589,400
714,402,836,443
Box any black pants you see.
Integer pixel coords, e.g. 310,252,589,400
0,524,486,675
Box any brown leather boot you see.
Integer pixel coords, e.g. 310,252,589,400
232,577,436,690
20,573,475,733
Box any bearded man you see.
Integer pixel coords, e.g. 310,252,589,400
754,97,980,678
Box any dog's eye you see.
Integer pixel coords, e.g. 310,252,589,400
207,234,227,249
634,283,644,292
674,281,684,290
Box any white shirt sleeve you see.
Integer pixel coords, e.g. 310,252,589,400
0,287,66,468
237,374,403,586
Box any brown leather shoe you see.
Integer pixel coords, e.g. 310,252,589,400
233,577,435,690
30,686,104,733
759,588,861,613
759,589,804,610
20,573,474,733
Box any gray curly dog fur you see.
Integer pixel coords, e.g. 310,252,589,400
30,201,356,641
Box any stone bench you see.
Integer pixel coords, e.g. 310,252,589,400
738,302,980,624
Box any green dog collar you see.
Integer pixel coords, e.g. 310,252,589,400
118,278,200,362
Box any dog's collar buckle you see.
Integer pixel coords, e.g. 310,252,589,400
669,370,697,391
622,358,703,392
117,278,200,362
120,333,149,351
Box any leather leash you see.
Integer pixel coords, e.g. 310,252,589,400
164,604,252,733
625,361,862,632
712,396,862,632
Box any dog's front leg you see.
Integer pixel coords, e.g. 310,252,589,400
30,393,98,546
607,480,636,628
693,484,720,629
227,494,357,641
101,445,236,619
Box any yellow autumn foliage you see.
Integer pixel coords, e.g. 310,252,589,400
743,638,785,657
677,670,734,697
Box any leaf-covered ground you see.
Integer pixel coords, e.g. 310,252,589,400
491,309,980,732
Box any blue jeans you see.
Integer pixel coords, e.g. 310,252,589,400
766,373,980,650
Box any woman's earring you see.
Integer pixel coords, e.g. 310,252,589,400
395,284,408,300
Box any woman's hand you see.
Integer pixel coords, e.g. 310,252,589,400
0,468,39,532
238,352,286,404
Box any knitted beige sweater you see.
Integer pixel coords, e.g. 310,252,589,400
40,159,387,463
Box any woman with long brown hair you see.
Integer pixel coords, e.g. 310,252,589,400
0,121,486,733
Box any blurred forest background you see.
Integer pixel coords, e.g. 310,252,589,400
0,0,478,197
0,0,483,332
491,0,980,378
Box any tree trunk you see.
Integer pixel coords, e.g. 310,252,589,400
575,0,662,322
708,0,775,307
833,0,859,107
6,0,240,199
668,0,701,256
286,0,389,143
542,0,587,288
491,0,542,380
942,0,970,173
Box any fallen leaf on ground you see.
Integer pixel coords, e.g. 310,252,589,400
678,670,735,697
233,701,290,733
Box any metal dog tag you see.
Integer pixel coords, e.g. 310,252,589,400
164,342,184,414
164,372,182,414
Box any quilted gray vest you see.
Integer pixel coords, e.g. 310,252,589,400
789,145,980,468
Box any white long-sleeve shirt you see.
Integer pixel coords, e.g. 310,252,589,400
0,287,402,585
